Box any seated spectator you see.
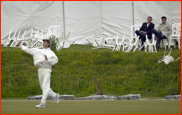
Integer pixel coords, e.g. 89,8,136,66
152,16,172,50
135,16,155,50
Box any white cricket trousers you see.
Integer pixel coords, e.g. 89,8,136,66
38,68,56,104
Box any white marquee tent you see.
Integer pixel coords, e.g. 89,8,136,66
1,1,181,44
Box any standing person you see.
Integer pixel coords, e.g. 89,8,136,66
135,16,155,50
18,39,59,108
152,16,172,50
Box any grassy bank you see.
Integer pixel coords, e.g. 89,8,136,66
1,45,181,98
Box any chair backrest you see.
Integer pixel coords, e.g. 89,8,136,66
48,25,61,37
30,30,34,37
130,25,141,39
8,30,12,40
35,30,43,39
115,34,119,44
129,35,140,45
8,30,17,40
154,25,159,30
100,37,106,45
115,34,125,44
172,23,181,36
17,30,26,40
16,30,21,40
121,35,126,44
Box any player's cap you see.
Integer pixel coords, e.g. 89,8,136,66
43,39,50,43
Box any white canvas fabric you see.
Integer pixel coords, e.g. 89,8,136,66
101,1,133,38
64,1,102,44
1,1,181,44
134,1,172,25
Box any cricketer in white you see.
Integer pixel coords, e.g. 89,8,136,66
18,39,59,108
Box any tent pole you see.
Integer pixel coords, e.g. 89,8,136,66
132,1,135,36
30,1,33,32
62,1,66,39
132,1,135,25
100,1,103,37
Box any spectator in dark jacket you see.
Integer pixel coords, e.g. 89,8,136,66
135,16,155,50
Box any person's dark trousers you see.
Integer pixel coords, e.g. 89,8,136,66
135,30,146,50
151,29,166,50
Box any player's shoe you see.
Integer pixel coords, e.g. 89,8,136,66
35,102,45,108
54,93,60,104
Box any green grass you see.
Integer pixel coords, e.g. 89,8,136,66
1,99,181,114
1,45,181,98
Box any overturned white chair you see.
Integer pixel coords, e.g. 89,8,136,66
31,30,44,48
48,25,61,38
123,36,140,52
86,31,103,47
12,30,27,47
3,30,17,47
168,23,181,49
10,30,21,47
21,30,36,47
93,37,115,51
115,34,125,51
130,25,142,47
10,30,26,47
56,32,71,51
122,25,142,52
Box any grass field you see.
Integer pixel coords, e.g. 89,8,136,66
1,98,181,114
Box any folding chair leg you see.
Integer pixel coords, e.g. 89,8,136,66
133,47,138,52
126,46,133,52
174,39,176,48
3,40,10,47
166,39,169,49
145,46,147,52
13,41,19,47
162,39,166,49
168,38,171,49
178,38,181,49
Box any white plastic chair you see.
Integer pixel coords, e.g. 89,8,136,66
93,37,115,51
115,34,125,51
56,32,64,51
21,30,35,47
123,25,141,52
42,28,49,39
10,30,22,47
31,30,44,48
130,25,142,47
3,30,17,47
168,23,181,49
106,36,117,46
144,34,157,52
48,25,61,38
11,30,27,47
56,32,71,51
124,36,140,52
86,31,103,47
